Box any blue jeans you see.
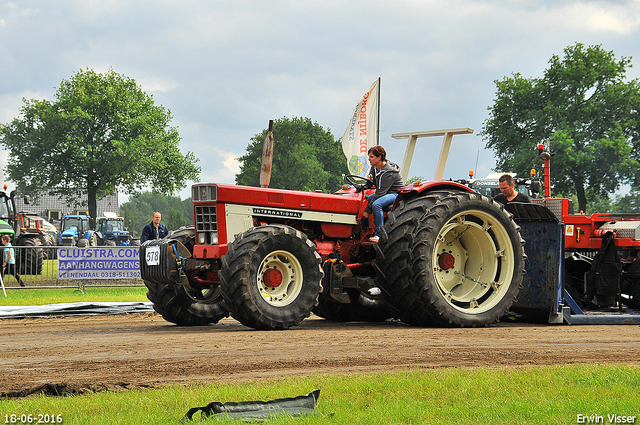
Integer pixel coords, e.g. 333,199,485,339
366,193,398,236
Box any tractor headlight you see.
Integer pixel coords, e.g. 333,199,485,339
197,231,218,245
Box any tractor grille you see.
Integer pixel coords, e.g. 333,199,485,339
192,184,217,202
61,236,75,246
195,205,218,244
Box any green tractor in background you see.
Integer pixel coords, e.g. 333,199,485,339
0,185,46,274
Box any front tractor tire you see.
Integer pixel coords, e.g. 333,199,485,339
145,281,228,326
143,226,229,326
374,190,525,327
220,225,323,330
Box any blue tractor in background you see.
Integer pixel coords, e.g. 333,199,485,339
95,212,140,246
59,214,96,247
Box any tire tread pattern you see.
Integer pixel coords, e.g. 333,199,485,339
144,226,228,326
220,225,323,330
16,237,44,275
145,280,228,326
374,190,525,327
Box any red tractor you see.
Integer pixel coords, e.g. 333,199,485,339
140,129,528,330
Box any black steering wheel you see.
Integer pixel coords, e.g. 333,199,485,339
344,174,369,186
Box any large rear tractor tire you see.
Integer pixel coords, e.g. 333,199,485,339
220,225,323,330
16,238,44,275
43,233,58,260
144,226,229,326
373,190,525,327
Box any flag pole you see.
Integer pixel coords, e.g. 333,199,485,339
376,76,381,146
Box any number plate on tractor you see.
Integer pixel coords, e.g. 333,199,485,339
146,245,160,266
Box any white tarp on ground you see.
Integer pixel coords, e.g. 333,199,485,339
0,302,154,318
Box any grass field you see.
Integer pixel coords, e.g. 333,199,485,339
2,364,639,424
0,286,148,306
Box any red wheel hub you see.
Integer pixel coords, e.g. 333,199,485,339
263,268,283,288
438,252,456,270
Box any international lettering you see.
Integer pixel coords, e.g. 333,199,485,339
253,208,303,218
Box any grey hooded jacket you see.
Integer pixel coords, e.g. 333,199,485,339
366,160,405,207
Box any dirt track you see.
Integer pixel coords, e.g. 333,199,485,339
2,313,640,397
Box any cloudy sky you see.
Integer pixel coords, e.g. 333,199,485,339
2,0,640,200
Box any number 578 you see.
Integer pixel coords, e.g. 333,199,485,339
145,246,160,266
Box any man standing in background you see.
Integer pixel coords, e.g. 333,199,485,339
493,174,531,205
140,211,169,244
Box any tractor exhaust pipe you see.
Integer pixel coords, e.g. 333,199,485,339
260,119,275,188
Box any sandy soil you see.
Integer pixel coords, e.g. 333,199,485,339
2,313,640,397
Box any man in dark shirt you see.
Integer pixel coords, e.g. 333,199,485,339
493,174,531,205
140,211,169,244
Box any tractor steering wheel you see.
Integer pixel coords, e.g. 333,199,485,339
344,174,369,186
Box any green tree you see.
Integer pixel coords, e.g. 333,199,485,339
0,68,200,221
611,189,640,213
120,191,193,236
481,43,640,212
406,176,426,185
236,116,348,192
168,208,187,231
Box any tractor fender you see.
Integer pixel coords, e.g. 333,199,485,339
394,181,474,209
16,233,45,246
399,180,474,196
0,219,15,235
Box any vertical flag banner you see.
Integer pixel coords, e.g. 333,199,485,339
341,79,379,177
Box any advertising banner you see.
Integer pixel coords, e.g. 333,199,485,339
341,79,380,177
57,246,141,279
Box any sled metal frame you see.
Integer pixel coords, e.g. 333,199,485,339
509,203,640,325
561,289,640,324
393,127,474,183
